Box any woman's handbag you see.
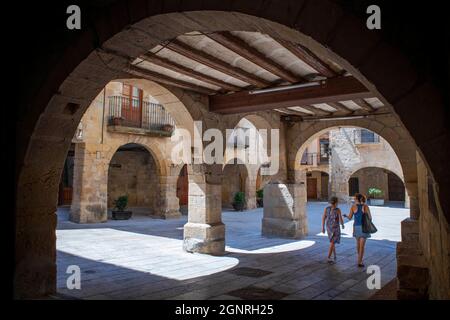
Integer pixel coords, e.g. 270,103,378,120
362,211,378,234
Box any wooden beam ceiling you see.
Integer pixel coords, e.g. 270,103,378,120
140,53,242,92
207,32,301,83
166,39,270,88
209,76,372,114
353,98,377,112
127,65,217,95
327,101,355,114
278,39,338,78
301,105,333,116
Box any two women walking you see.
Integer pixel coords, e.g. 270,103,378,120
321,193,373,267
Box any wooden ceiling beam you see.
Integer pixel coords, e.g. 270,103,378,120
127,65,217,95
140,54,242,92
353,98,377,112
207,32,301,83
326,101,355,114
209,76,372,114
300,105,332,116
278,39,338,78
166,39,270,88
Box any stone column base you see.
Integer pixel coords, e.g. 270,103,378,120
396,218,429,299
69,205,107,223
262,217,307,238
183,222,225,255
154,210,182,219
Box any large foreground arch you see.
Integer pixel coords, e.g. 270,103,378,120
15,2,449,299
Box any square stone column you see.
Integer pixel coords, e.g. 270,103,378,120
158,173,182,219
262,178,308,238
183,164,225,255
396,218,429,299
70,143,108,223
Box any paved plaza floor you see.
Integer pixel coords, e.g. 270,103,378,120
56,202,409,300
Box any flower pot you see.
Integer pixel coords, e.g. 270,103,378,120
111,210,132,220
232,202,245,211
112,117,124,126
369,199,384,206
162,124,174,133
257,198,264,208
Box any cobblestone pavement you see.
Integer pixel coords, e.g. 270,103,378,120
56,201,409,300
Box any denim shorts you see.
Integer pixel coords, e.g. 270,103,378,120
353,225,371,239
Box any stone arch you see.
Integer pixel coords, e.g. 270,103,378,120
349,166,407,204
289,116,418,217
15,5,449,298
106,143,161,213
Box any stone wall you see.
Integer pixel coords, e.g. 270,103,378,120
107,149,158,212
351,167,389,200
328,128,404,203
416,153,450,299
222,165,244,208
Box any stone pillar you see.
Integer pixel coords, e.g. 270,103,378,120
70,142,108,223
183,164,225,255
396,156,428,299
396,218,429,299
261,170,308,238
158,171,182,219
245,174,257,210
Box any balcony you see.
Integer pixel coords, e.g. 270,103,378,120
107,96,176,137
300,152,330,166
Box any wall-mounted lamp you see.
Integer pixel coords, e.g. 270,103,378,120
248,81,323,95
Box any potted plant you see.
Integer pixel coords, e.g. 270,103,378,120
256,189,264,207
111,116,124,126
232,191,245,211
111,195,132,220
368,188,384,206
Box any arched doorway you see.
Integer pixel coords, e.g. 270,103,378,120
107,143,160,216
349,167,406,205
176,164,189,215
222,162,249,210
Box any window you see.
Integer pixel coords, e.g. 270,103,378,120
319,139,330,164
355,129,380,144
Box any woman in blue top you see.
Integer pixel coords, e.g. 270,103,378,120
344,193,372,267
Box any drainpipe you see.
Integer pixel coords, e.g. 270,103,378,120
101,88,106,144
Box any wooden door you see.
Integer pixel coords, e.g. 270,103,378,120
177,165,189,205
388,172,405,201
348,177,359,197
122,84,143,127
307,178,317,199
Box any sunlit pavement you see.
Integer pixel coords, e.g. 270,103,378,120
56,202,409,300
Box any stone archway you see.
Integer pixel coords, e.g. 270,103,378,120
289,118,418,218
107,143,160,217
15,5,449,299
349,167,406,203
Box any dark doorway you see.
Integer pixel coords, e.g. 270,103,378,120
348,177,359,197
388,172,405,201
177,164,189,206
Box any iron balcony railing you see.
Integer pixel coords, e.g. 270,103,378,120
301,152,317,165
300,152,330,165
108,96,176,131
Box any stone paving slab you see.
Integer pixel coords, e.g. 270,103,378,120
57,202,407,300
